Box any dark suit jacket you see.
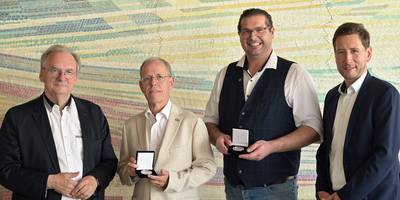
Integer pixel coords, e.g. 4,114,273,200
0,94,118,200
316,73,400,199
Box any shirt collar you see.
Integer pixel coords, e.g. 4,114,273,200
338,70,368,95
43,94,74,113
145,100,172,121
43,93,73,111
236,50,277,72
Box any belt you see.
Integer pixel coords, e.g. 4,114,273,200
235,176,295,189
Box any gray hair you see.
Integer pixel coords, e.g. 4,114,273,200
40,45,81,71
139,57,173,77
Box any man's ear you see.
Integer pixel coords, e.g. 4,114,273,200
366,47,372,62
169,77,175,87
39,70,44,82
139,81,145,94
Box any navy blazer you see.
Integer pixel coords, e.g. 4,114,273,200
0,95,118,200
316,73,400,199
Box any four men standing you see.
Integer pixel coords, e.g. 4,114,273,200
0,8,399,200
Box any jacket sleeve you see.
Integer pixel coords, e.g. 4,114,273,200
338,87,400,199
117,122,136,186
0,110,49,199
86,109,118,193
164,117,217,193
315,92,334,195
315,138,332,194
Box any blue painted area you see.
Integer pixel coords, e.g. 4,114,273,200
323,0,366,8
129,13,163,26
0,18,113,39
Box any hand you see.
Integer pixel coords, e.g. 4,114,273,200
215,134,232,154
127,157,137,177
149,169,169,190
47,172,79,197
239,140,272,161
317,191,332,200
71,175,99,200
332,192,341,200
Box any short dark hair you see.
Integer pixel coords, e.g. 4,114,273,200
332,22,370,49
237,8,273,32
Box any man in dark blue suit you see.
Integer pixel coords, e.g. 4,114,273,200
316,22,400,200
0,45,118,200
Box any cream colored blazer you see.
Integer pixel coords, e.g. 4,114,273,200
118,103,217,200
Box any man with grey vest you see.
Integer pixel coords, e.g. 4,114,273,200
204,8,322,200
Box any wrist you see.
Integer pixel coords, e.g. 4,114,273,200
46,174,54,189
92,176,100,187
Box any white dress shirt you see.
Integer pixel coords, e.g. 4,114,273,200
329,71,367,191
44,97,83,200
144,100,172,154
204,50,323,137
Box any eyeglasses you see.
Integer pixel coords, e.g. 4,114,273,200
239,26,270,37
140,74,172,84
42,67,76,79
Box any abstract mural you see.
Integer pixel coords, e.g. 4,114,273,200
0,0,399,199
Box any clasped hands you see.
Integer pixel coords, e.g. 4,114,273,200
127,157,169,190
47,172,98,200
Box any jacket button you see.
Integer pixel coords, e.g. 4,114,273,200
238,170,242,174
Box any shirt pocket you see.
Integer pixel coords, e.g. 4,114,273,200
71,127,83,157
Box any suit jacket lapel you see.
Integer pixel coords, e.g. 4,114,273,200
137,113,148,150
325,87,340,148
344,73,372,147
75,97,91,174
33,95,60,172
155,103,182,168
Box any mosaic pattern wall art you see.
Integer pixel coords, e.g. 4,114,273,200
0,0,399,199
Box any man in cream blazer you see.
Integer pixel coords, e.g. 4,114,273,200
118,57,217,200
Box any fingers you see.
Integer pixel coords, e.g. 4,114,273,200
216,134,232,154
160,169,169,176
317,191,333,200
71,176,98,200
127,157,137,176
47,173,79,197
149,169,169,189
245,140,263,152
128,157,137,163
238,141,269,161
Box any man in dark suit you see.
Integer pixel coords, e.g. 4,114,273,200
0,45,118,200
316,22,400,200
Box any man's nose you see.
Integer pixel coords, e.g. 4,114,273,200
344,52,353,63
150,77,159,85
